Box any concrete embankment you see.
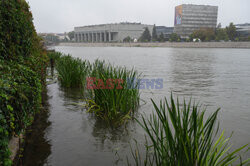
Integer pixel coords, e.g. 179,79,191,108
58,42,250,48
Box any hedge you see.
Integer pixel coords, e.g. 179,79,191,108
0,0,48,165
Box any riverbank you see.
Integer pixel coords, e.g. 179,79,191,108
58,42,250,48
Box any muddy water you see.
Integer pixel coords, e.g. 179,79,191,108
23,47,250,165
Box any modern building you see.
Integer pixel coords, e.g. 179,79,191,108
174,4,218,38
74,22,153,42
236,23,250,37
155,26,174,40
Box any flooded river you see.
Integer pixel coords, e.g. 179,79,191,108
22,47,250,165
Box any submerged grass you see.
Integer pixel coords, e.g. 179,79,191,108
86,60,141,127
47,51,62,64
56,55,89,89
129,94,250,166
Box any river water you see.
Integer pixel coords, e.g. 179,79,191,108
22,47,250,165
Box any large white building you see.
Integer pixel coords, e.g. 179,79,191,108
74,22,153,42
174,4,218,38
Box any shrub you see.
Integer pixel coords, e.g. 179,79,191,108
123,36,132,43
0,0,37,61
169,33,180,42
0,61,42,165
0,0,47,164
129,95,250,166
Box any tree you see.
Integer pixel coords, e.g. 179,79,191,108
215,28,229,41
68,31,75,41
159,33,165,42
123,36,132,42
226,23,237,41
139,27,151,42
190,28,215,42
152,24,158,41
169,33,180,42
217,23,222,29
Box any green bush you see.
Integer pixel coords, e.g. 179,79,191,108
0,61,42,133
0,61,42,165
0,0,37,61
169,33,180,42
129,95,250,166
0,0,47,165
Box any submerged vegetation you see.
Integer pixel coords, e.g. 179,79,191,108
129,95,250,166
56,55,89,89
51,55,141,127
47,51,62,68
86,60,140,126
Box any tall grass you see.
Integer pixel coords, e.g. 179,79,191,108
86,60,141,127
47,51,62,77
47,51,62,68
56,55,89,89
129,94,250,166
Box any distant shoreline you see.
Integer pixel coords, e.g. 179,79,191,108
58,42,250,49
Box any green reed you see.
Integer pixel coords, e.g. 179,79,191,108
47,51,62,68
56,55,89,89
129,94,250,166
86,60,141,127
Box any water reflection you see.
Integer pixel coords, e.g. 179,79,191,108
21,88,51,166
169,49,215,97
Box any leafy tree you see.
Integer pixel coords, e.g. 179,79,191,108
169,33,180,42
217,23,222,29
159,33,165,42
68,31,75,41
215,28,229,41
226,23,237,41
152,24,158,41
123,36,132,42
190,28,215,42
139,27,151,42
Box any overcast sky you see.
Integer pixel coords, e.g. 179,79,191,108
26,0,250,33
